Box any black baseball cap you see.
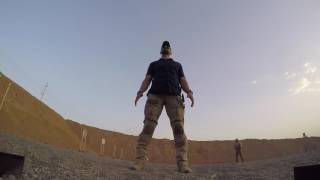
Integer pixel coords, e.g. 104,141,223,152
161,41,171,49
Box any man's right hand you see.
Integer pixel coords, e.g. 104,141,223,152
134,91,143,106
135,76,152,106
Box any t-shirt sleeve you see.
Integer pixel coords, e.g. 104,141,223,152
178,64,185,78
146,63,154,77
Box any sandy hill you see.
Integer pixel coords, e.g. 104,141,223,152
1,72,319,164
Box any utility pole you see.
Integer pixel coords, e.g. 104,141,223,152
40,82,48,101
0,82,12,111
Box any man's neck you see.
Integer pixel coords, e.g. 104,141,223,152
161,55,171,60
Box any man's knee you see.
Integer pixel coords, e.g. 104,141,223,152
142,121,157,135
171,121,185,135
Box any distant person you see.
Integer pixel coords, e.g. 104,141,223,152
302,132,309,152
79,128,88,152
100,137,106,155
131,41,194,173
234,138,244,163
303,132,308,138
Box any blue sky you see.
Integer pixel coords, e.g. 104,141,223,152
1,0,320,140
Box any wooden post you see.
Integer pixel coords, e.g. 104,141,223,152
112,144,117,158
120,148,124,159
100,138,106,155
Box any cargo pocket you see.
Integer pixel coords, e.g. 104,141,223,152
176,96,185,122
144,95,159,121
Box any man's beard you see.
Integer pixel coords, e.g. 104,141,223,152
161,49,170,55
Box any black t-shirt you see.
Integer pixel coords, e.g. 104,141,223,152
147,58,185,96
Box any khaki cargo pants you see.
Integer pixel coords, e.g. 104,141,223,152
235,150,244,162
135,94,188,166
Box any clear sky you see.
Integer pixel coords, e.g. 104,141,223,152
1,0,319,140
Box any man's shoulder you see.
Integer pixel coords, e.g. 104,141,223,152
173,60,182,66
150,59,160,64
149,59,161,66
149,59,182,67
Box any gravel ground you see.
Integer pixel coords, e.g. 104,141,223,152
0,132,319,180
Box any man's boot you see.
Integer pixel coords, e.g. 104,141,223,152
177,161,192,173
130,160,145,171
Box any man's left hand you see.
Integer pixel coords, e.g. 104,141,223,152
187,91,194,107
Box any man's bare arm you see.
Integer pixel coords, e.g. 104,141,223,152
137,75,152,93
180,77,192,93
180,77,194,107
135,75,152,106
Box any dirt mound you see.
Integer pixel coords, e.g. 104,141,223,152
1,131,320,180
1,72,320,164
0,73,80,150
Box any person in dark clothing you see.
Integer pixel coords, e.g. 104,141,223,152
234,138,244,163
131,41,194,173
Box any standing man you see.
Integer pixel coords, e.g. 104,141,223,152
131,41,194,173
302,132,308,138
302,132,309,152
234,138,244,163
